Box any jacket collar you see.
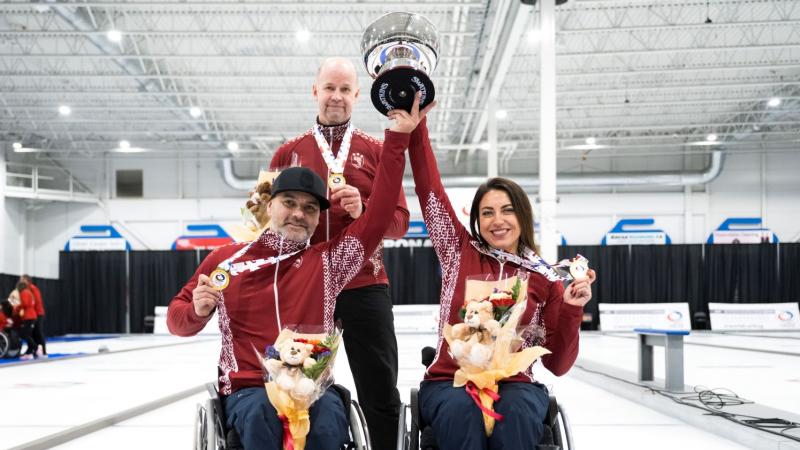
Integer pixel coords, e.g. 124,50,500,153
258,229,308,253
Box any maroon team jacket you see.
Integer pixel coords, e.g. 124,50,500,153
168,129,409,395
270,122,409,289
408,119,584,382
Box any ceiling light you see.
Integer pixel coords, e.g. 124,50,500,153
565,143,608,150
585,137,597,145
494,109,508,120
119,140,130,150
752,124,761,131
767,97,781,107
227,141,239,152
106,29,122,43
12,144,36,153
706,133,717,142
189,107,203,118
296,29,311,42
58,105,71,116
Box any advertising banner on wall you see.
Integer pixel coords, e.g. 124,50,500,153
384,220,432,248
707,218,778,244
172,224,234,250
599,302,691,331
708,302,799,330
64,225,131,251
602,218,671,245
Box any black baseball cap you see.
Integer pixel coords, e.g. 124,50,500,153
271,167,331,210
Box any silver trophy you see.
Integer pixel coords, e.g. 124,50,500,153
361,12,440,115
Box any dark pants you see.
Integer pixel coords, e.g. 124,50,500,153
32,316,46,354
224,386,349,450
19,320,36,355
334,285,400,450
419,380,550,450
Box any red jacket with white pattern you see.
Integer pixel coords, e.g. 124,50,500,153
168,129,409,395
408,119,583,382
29,283,45,316
270,122,409,289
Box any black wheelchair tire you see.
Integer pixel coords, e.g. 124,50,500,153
1,330,21,359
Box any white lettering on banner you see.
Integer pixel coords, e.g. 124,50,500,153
708,302,800,330
69,238,128,251
599,303,691,331
383,238,433,248
605,232,668,245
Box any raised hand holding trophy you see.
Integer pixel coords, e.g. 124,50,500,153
361,12,440,115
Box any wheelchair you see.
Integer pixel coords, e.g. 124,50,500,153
194,382,372,450
396,347,574,450
0,329,22,359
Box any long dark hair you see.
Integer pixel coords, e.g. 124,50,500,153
469,177,538,256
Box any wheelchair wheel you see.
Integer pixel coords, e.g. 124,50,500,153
556,401,574,450
0,332,8,358
194,402,209,450
0,330,20,359
349,400,372,450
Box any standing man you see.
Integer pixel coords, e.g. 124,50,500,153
21,274,46,358
270,57,407,449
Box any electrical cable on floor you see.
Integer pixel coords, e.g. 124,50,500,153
574,364,800,443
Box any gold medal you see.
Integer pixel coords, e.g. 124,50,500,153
209,268,230,291
569,258,589,281
328,173,346,189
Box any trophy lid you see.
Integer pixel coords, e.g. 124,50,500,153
361,12,440,77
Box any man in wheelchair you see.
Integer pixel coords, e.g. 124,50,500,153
169,101,429,449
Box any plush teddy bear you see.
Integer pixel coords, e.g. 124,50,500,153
265,340,317,400
245,180,272,229
450,300,501,368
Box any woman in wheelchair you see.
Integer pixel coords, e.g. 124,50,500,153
396,108,596,449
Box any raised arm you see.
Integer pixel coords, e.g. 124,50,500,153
407,114,472,265
322,94,432,294
322,128,409,294
166,246,243,336
378,188,410,239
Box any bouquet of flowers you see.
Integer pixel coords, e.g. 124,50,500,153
257,327,342,450
443,273,550,436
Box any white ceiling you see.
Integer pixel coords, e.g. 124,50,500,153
1,0,798,177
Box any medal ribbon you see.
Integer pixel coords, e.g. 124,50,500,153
216,241,304,277
278,414,295,450
465,382,504,421
471,242,568,282
313,123,354,175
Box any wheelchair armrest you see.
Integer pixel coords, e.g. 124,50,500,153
330,383,352,409
205,382,220,400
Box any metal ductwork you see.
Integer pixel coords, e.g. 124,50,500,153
220,150,724,192
221,158,258,191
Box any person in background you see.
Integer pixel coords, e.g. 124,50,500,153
269,57,408,449
21,275,47,358
15,281,38,361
